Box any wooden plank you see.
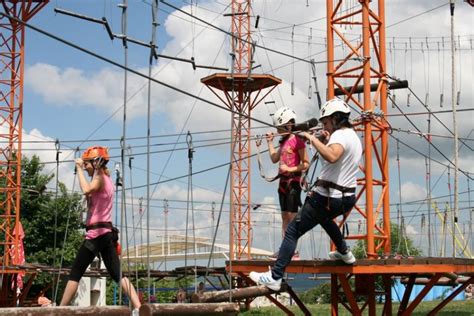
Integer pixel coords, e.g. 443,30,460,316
0,306,131,315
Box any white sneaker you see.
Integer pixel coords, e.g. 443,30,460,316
329,250,356,264
249,267,282,291
132,308,139,316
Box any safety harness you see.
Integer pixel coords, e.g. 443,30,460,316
314,179,355,194
85,221,121,255
85,221,114,231
313,179,355,237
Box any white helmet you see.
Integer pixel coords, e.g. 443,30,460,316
319,98,350,120
272,107,296,126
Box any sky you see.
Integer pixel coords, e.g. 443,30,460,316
9,0,474,265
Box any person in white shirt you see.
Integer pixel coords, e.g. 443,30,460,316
249,98,362,291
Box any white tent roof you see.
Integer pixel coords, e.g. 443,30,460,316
122,234,273,263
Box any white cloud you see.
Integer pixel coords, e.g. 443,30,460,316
400,181,427,203
18,127,76,190
405,224,418,236
20,1,473,255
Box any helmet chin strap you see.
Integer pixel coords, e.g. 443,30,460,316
91,157,105,169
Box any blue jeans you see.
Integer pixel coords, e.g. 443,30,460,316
272,192,356,280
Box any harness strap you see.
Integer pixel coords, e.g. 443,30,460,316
278,173,303,194
86,221,113,231
255,137,280,182
315,179,355,193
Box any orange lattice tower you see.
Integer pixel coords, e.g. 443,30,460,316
0,0,48,305
201,0,281,260
327,0,390,258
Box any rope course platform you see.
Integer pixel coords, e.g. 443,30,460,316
228,257,474,316
201,73,282,92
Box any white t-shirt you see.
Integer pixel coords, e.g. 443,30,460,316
315,128,362,198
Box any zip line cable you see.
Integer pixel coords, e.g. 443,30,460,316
396,140,403,252
36,183,474,215
30,129,474,191
139,20,230,258
427,112,434,256
388,94,472,180
11,2,470,262
404,86,473,151
386,107,473,117
53,150,80,304
386,2,448,29
126,147,140,291
159,0,357,65
12,107,474,146
23,1,232,185
12,124,271,144
14,124,474,152
405,130,473,230
0,13,283,134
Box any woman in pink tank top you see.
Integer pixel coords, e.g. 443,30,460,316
266,107,309,259
60,146,141,313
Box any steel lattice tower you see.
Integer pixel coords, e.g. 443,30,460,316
327,0,390,258
0,0,48,305
202,0,280,260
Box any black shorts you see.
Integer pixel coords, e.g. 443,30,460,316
278,181,302,213
69,232,121,283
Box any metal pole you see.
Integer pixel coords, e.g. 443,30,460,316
146,0,158,302
427,115,432,256
362,0,375,259
450,0,458,258
119,0,128,304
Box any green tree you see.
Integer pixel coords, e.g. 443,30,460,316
19,155,85,297
352,222,423,259
105,275,194,305
300,282,331,304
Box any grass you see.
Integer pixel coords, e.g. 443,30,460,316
238,300,474,315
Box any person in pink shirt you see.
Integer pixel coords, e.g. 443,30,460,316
266,107,309,259
60,146,141,313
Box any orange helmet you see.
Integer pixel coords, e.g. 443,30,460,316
81,146,110,162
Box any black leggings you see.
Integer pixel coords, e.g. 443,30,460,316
69,232,120,283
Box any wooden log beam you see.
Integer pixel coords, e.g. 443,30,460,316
400,277,462,285
442,272,458,281
139,303,240,316
0,306,131,315
191,284,288,303
334,80,408,96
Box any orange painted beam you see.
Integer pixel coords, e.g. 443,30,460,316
228,259,474,275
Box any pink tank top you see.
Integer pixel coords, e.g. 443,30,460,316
279,135,306,177
85,173,114,240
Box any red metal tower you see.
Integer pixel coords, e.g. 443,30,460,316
201,0,280,260
231,2,474,315
327,0,391,258
0,0,48,305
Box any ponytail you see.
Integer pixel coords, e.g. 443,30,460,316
331,112,352,130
